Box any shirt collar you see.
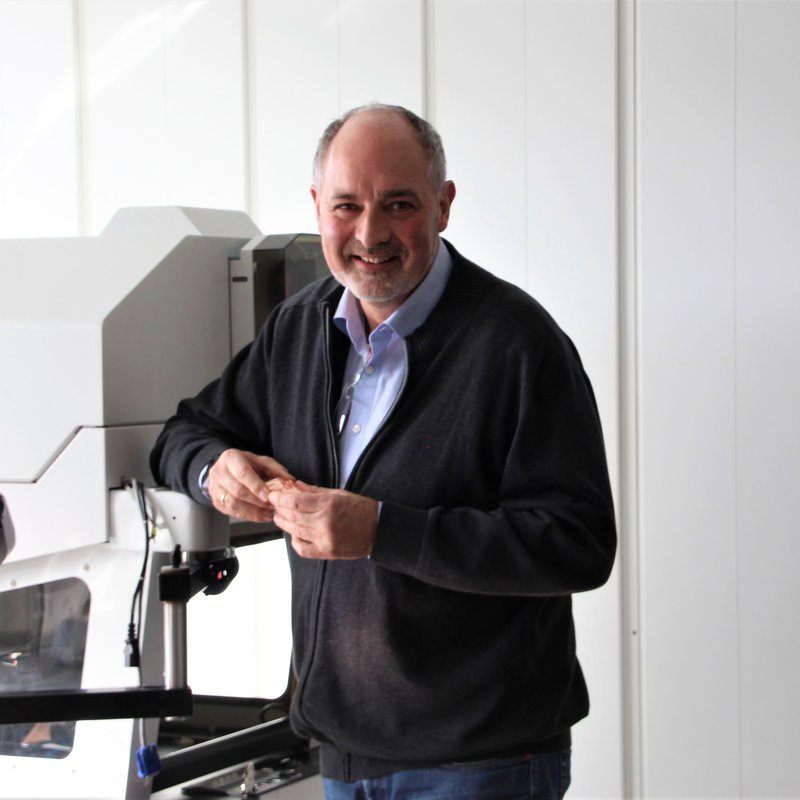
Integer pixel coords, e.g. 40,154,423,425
333,239,453,347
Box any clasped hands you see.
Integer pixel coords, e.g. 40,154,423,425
207,448,377,560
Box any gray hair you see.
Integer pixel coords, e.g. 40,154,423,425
312,103,447,190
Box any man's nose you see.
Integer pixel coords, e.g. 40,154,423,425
356,208,391,249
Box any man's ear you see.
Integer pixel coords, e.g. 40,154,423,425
438,181,456,232
310,185,321,222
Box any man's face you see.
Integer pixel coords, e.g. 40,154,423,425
311,111,455,328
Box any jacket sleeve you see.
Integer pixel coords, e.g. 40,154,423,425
149,334,273,505
368,328,617,598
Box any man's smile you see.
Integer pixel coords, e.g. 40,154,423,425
348,251,402,268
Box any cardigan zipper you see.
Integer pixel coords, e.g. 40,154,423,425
293,302,337,733
321,302,340,487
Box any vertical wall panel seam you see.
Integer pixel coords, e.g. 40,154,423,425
421,0,430,121
633,0,646,791
242,0,255,218
336,0,342,112
162,0,169,201
424,0,439,160
72,0,88,236
617,0,643,796
522,0,528,295
732,0,744,792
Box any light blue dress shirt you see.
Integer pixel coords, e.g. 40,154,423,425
333,239,453,486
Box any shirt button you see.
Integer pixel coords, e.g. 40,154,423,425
352,424,362,434
365,366,375,375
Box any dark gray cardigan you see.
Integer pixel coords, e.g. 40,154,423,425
151,242,617,781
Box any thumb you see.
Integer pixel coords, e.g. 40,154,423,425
249,454,295,481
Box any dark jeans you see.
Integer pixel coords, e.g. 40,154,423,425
323,751,572,800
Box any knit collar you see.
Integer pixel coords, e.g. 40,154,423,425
320,240,500,363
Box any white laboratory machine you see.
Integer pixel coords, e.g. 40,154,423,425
0,208,328,799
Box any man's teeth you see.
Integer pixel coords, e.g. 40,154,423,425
360,255,392,264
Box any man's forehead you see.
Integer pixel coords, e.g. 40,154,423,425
321,147,431,197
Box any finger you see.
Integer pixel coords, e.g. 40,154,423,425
269,498,302,531
210,476,274,522
272,509,313,547
220,495,276,524
217,451,275,505
262,476,297,498
268,485,323,516
210,453,293,522
289,534,324,560
214,450,295,509
209,476,265,522
249,454,295,482
252,457,296,501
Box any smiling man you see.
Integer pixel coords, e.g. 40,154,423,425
310,108,455,329
151,104,616,800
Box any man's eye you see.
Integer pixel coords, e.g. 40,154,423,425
389,201,415,212
333,203,357,212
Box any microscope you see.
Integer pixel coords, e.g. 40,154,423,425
0,208,327,799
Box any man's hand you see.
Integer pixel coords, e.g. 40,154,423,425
208,449,295,522
268,481,378,560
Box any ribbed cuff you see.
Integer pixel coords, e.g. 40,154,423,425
368,501,428,576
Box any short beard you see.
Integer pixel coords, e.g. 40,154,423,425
338,266,419,307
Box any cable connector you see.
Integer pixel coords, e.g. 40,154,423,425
135,743,162,778
124,622,140,668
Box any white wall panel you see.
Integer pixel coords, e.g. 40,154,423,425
638,2,740,796
736,2,800,795
337,0,425,113
82,0,170,231
525,0,618,442
430,0,528,288
0,0,79,237
163,0,247,210
83,0,246,233
525,3,620,797
250,0,340,235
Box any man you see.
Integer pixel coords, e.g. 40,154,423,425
151,104,616,799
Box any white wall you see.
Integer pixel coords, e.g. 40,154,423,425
0,0,80,235
736,3,800,794
2,1,798,797
632,1,800,797
636,2,741,794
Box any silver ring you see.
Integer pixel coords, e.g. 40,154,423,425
220,490,228,507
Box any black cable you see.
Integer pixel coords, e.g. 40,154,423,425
129,479,156,754
125,479,152,672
